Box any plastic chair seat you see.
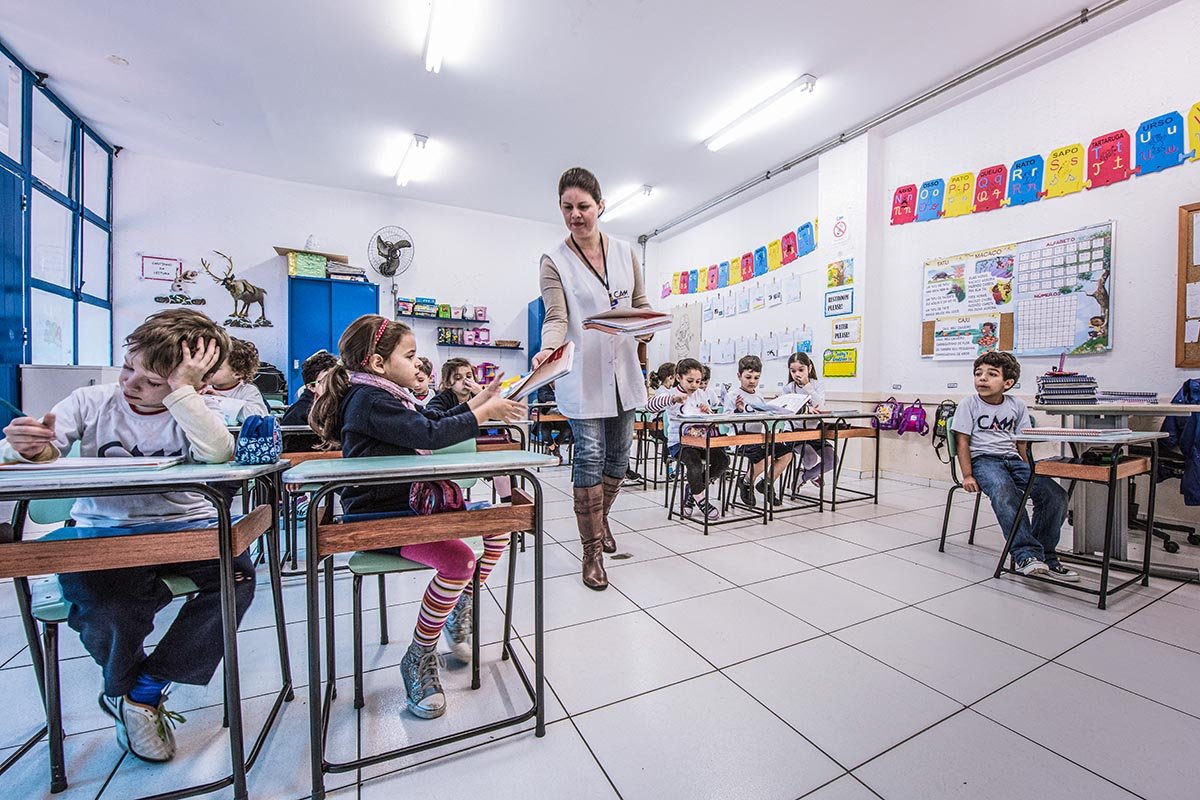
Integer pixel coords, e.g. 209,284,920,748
29,575,201,624
347,538,486,576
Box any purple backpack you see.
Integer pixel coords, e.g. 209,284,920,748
897,400,930,436
409,480,466,515
872,397,903,430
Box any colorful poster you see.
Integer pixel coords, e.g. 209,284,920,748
943,172,974,218
972,164,1007,213
688,269,699,294
933,314,1001,361
1135,111,1193,175
767,240,782,271
1006,155,1043,207
1189,101,1200,162
730,256,744,285
824,288,854,317
831,316,862,345
921,247,1015,320
1086,130,1136,189
718,261,730,287
661,281,671,299
890,183,917,225
1044,143,1084,199
781,231,798,264
707,265,718,291
916,178,944,222
827,258,854,288
753,246,768,277
679,270,690,294
796,222,816,258
740,253,754,282
822,348,858,378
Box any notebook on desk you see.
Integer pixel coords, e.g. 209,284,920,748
0,456,185,472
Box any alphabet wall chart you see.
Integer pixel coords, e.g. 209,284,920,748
890,100,1198,224
667,219,817,296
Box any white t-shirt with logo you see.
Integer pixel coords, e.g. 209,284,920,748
950,393,1031,458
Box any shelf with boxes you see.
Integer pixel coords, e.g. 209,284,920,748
276,246,369,282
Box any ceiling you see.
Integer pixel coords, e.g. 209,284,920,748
0,0,1169,238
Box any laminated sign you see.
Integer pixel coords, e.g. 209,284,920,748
1007,155,1043,207
890,184,917,225
1086,129,1136,189
972,165,1007,213
823,348,858,378
916,179,945,222
1135,111,1193,175
781,231,799,263
824,288,854,317
943,172,974,218
1044,143,1085,199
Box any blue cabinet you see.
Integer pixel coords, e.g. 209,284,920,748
287,277,379,401
526,296,544,370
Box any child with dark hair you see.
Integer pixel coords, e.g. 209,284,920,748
412,356,435,406
785,352,833,486
281,349,338,426
426,357,479,413
728,355,793,507
952,351,1075,580
204,337,268,423
648,362,677,394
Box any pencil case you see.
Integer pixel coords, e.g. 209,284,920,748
235,415,282,464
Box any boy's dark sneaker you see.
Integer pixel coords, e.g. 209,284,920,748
681,493,696,518
623,468,642,487
738,479,755,507
696,498,721,522
1015,556,1049,576
1045,562,1081,582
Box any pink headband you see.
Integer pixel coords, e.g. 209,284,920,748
360,319,389,367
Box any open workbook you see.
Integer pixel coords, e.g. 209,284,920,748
582,307,673,336
0,456,185,472
499,342,575,400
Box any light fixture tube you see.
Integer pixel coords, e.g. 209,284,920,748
705,73,817,152
603,184,654,221
424,0,448,73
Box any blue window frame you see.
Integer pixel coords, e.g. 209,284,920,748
0,35,114,382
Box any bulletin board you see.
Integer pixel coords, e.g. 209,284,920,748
921,221,1114,359
1178,202,1200,368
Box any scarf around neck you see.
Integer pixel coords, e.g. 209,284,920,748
349,372,432,454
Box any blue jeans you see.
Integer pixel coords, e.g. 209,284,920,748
568,405,635,488
971,455,1069,565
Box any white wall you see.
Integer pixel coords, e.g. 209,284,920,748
875,0,1200,398
646,167,821,392
111,153,567,386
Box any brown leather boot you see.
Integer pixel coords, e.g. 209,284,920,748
600,475,622,553
573,484,608,590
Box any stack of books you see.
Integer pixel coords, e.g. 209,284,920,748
1036,373,1098,405
326,263,369,282
1094,390,1159,404
582,308,673,336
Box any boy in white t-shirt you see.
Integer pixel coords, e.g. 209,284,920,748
951,351,1076,580
203,337,268,423
728,355,792,508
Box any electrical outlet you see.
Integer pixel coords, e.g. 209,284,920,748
947,382,958,389
892,384,902,390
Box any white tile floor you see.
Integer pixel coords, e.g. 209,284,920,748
2,469,1199,799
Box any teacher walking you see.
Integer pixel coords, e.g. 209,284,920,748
532,167,653,590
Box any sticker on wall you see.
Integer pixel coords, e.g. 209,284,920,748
767,240,782,271
740,253,754,282
890,184,917,225
1006,155,1043,207
827,258,854,288
1135,111,1194,175
797,222,817,258
1044,143,1085,199
781,231,798,264
679,270,690,294
661,281,672,299
1189,101,1200,162
718,261,730,287
201,251,271,327
706,265,718,291
729,256,744,285
943,172,974,218
151,264,205,306
830,215,851,247
972,164,1007,213
672,272,681,295
824,287,854,317
1086,129,1136,189
688,269,699,294
831,315,862,345
916,178,944,222
753,246,768,277
822,347,858,378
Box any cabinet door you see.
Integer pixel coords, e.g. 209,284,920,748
331,281,379,341
288,279,334,400
0,167,22,408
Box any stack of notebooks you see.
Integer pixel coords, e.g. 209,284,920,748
582,308,672,336
326,263,369,282
1094,390,1159,404
1036,373,1098,405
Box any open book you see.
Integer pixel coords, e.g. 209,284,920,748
499,342,575,400
0,456,185,472
745,393,812,415
582,307,672,336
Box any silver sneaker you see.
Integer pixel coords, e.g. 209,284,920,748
99,691,184,762
399,643,446,719
443,592,473,661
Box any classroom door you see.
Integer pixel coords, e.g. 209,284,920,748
0,167,23,410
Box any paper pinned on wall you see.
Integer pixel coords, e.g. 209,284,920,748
736,288,750,314
767,278,783,307
724,292,737,318
700,340,712,363
751,335,764,360
1187,282,1200,318
1187,319,1200,343
752,284,766,310
765,333,780,359
736,337,749,360
703,296,714,321
721,339,736,363
779,329,796,356
712,293,725,319
784,274,802,303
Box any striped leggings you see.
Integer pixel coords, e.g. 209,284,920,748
400,534,510,649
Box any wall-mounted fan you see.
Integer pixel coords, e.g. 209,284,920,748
368,226,415,278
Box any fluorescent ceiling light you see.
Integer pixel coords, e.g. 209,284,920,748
395,134,430,187
603,185,654,221
705,74,817,152
424,0,449,73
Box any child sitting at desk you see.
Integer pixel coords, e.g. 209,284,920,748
645,358,727,521
281,349,338,427
952,351,1076,581
203,337,268,423
729,355,793,508
426,357,479,413
412,357,434,406
784,352,833,486
309,315,524,720
648,361,677,395
0,309,245,764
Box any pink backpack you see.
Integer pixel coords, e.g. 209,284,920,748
872,397,903,430
897,400,930,436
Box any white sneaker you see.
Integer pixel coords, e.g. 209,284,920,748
1046,562,1081,582
99,692,184,762
1016,556,1050,576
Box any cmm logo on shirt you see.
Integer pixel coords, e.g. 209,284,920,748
976,413,1019,433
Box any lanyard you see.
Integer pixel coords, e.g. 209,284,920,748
570,233,617,308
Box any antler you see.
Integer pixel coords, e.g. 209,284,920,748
199,258,220,281
213,250,235,277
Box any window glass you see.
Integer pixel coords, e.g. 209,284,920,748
30,287,74,365
82,131,108,217
0,55,20,162
32,88,71,195
77,302,111,365
81,219,109,299
30,189,73,289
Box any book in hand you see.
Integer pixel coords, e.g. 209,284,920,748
498,342,575,400
742,393,812,415
0,456,185,472
582,307,672,336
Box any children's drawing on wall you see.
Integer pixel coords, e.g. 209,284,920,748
827,258,854,288
933,314,1001,360
1086,268,1110,344
201,251,272,329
